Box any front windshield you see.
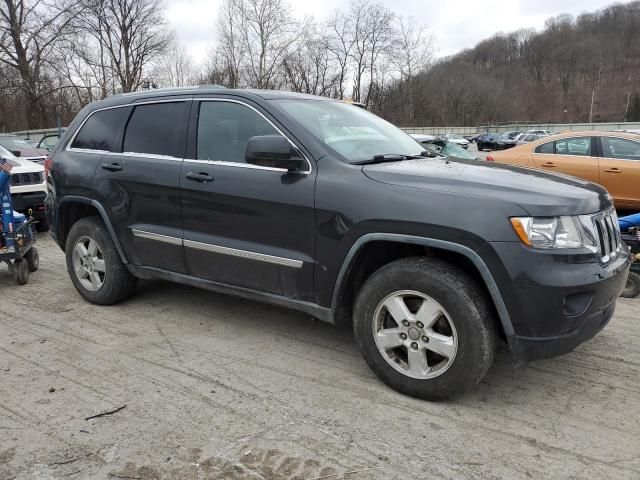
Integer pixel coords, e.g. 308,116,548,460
273,99,423,163
0,137,32,150
0,144,16,159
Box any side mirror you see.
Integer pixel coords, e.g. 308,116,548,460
10,150,21,157
245,135,304,172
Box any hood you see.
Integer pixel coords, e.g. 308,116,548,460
449,138,469,144
362,158,611,216
7,157,45,174
16,147,48,158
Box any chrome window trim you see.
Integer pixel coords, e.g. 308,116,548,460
191,97,312,175
532,152,596,159
183,239,303,268
65,99,190,154
131,229,183,246
105,151,183,162
183,158,288,173
131,228,303,268
532,136,594,158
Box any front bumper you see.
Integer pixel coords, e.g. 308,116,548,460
480,242,630,362
11,191,47,219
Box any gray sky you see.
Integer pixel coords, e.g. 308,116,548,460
166,0,633,64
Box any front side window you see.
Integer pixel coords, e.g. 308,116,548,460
123,102,186,157
535,141,554,154
197,101,279,162
273,99,423,163
555,137,591,156
601,137,640,160
71,107,131,151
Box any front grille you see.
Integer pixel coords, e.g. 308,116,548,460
593,210,622,263
11,172,43,186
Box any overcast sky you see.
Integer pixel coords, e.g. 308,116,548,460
166,0,634,64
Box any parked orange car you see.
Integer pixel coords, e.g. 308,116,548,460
487,131,640,209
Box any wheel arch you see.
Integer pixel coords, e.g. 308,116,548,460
330,233,514,337
57,196,128,264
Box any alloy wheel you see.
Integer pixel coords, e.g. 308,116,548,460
72,235,106,291
372,290,458,379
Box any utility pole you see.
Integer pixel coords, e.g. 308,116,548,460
624,91,631,122
589,88,595,123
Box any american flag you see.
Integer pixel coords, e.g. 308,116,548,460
0,161,13,174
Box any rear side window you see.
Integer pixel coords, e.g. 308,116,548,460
71,107,131,151
197,101,279,162
601,137,640,160
535,141,554,154
123,102,186,157
555,137,591,156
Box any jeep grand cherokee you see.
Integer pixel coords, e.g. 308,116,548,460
45,87,630,399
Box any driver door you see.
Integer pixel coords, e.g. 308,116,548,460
179,98,317,301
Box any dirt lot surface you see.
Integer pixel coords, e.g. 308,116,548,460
1,233,639,480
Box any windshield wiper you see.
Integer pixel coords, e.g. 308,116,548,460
352,152,434,165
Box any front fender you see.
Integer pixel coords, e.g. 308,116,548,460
330,233,515,336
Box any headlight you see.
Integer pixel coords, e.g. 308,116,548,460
510,216,599,251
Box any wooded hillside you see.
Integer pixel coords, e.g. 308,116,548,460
377,1,640,127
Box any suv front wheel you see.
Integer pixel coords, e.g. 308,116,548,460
65,217,137,305
353,257,497,400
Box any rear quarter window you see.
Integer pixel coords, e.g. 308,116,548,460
71,107,132,151
534,141,554,154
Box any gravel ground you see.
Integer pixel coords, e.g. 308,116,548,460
1,233,639,480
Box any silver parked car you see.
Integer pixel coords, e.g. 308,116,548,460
440,133,470,149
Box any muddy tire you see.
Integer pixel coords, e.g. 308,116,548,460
25,247,39,272
14,259,29,285
622,270,640,299
353,257,497,400
65,216,136,305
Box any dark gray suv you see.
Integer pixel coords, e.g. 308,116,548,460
45,87,630,399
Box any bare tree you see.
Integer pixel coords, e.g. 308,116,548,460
0,0,80,128
219,0,301,89
153,39,196,87
391,16,433,122
348,0,394,105
79,0,172,93
282,22,340,96
215,0,244,88
325,12,353,99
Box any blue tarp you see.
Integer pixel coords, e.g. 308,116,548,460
619,213,640,232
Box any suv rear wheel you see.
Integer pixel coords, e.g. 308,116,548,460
353,257,497,400
65,217,137,305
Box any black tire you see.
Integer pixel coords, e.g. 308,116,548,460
477,142,483,151
65,216,137,305
14,259,29,285
25,247,39,272
622,270,640,299
35,219,49,232
353,257,497,400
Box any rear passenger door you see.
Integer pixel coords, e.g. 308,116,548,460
597,136,640,209
532,136,599,183
93,98,191,273
179,98,316,301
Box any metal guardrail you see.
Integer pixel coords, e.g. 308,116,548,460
9,127,63,143
11,121,640,143
403,122,640,136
